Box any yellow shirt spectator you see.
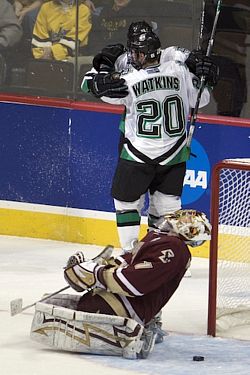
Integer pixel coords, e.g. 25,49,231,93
32,0,92,60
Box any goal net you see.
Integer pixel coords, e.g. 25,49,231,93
207,159,250,339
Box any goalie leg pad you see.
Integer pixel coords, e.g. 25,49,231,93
43,293,81,310
31,302,144,359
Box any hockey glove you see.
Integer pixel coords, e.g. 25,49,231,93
195,56,219,87
65,251,85,268
89,72,128,98
65,245,114,270
185,49,219,87
64,260,106,292
93,44,125,72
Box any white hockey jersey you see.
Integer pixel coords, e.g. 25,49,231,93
115,46,190,74
102,60,210,166
84,46,189,81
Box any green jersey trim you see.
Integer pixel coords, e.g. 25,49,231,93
119,110,126,133
120,145,143,163
81,78,90,93
160,145,189,166
120,138,189,166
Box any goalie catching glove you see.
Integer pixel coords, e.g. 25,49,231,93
64,245,114,292
64,260,106,292
65,245,114,269
88,72,128,98
93,43,125,72
66,251,85,268
185,49,219,87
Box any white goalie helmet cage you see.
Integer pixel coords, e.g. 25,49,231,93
156,209,211,247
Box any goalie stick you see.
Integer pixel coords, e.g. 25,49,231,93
10,244,114,316
10,285,70,317
187,0,222,148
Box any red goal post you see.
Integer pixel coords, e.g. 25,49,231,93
207,158,250,338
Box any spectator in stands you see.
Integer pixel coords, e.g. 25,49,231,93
0,0,23,51
14,1,43,40
84,0,96,13
14,1,42,24
0,0,23,85
204,0,248,117
87,0,154,55
32,0,92,61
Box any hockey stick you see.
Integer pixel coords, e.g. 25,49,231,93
187,0,222,148
10,244,114,316
10,285,70,317
197,0,206,50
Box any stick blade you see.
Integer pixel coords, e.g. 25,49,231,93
10,298,23,316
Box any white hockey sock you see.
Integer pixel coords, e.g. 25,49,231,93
117,225,140,253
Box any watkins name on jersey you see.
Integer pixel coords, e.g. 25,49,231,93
132,74,180,97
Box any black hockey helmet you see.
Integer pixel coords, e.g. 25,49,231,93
127,21,153,48
129,31,161,68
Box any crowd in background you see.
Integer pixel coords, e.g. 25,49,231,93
0,0,250,117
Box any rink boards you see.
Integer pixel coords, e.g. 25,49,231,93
0,95,249,257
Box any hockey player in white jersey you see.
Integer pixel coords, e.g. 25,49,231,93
82,30,217,253
92,21,190,74
84,20,217,99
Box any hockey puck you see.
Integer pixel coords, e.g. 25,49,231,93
193,356,204,361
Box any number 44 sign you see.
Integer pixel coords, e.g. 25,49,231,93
184,170,207,189
182,139,210,205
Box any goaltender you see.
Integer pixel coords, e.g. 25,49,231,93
30,209,211,359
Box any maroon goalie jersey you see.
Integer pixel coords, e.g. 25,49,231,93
78,231,191,325
112,231,191,324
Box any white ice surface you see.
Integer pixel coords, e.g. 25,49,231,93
1,235,250,375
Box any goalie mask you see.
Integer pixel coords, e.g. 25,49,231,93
128,31,161,69
156,210,211,247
